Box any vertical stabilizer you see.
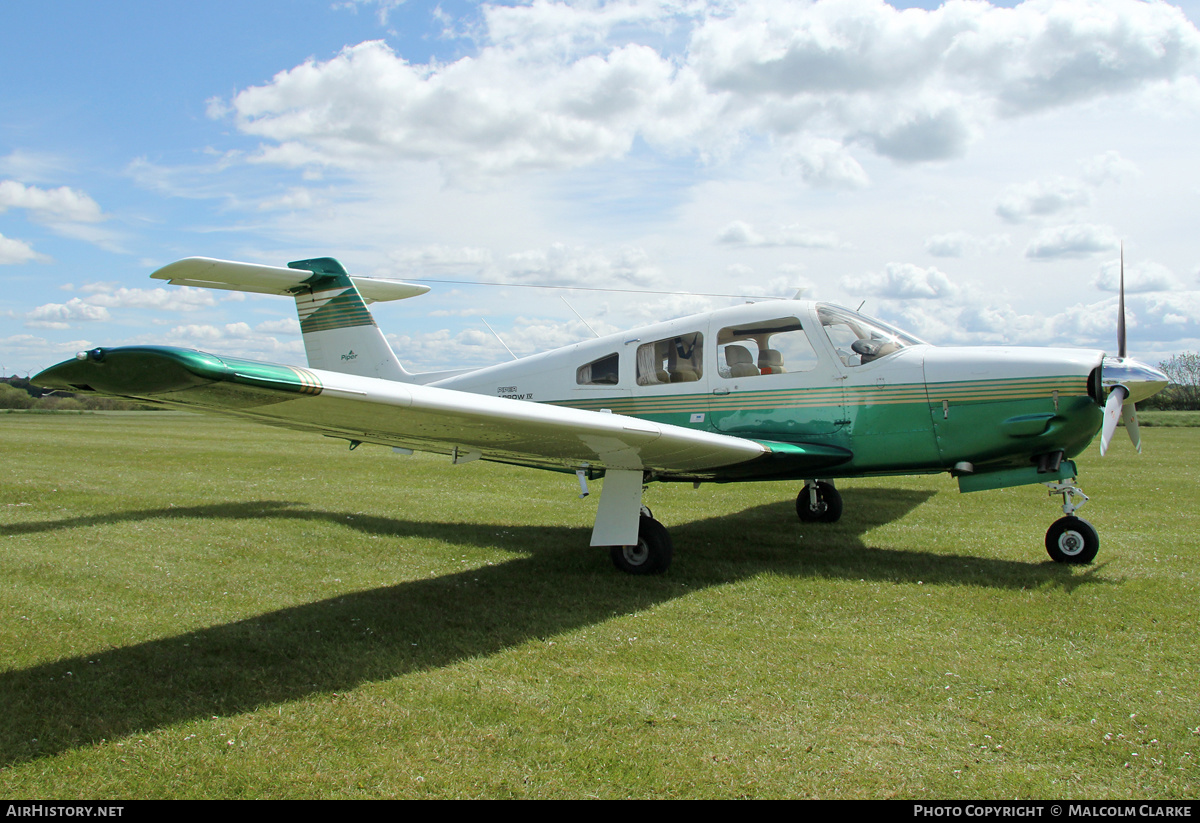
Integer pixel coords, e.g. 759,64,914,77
287,257,413,382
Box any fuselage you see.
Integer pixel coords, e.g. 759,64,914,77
432,300,1111,482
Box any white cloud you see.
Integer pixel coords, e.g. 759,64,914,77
257,187,323,211
1081,149,1140,184
0,232,42,264
225,38,707,179
1024,223,1120,258
25,299,111,329
386,327,509,371
387,245,495,276
781,138,869,188
846,262,959,299
125,154,244,200
255,317,301,335
716,220,845,249
882,284,1200,355
334,0,410,27
924,231,1011,258
994,152,1140,225
502,243,662,288
0,180,103,223
983,0,1200,115
8,1,1200,376
209,0,1200,178
145,322,306,364
856,106,977,163
79,286,218,312
0,150,72,183
1093,258,1182,292
996,176,1093,223
0,334,96,373
692,0,1200,157
20,286,220,330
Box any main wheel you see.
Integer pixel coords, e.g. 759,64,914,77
1045,516,1099,564
796,481,843,523
610,515,674,575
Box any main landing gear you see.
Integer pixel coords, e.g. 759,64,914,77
609,512,674,575
1044,481,1099,564
796,480,842,523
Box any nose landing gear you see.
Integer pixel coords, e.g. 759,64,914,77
1044,481,1099,564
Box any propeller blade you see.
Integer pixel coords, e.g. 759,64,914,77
1100,385,1128,456
1123,401,1142,454
1118,243,1127,359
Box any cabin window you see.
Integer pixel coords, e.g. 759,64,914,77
818,305,921,366
577,352,620,385
717,318,818,378
636,333,703,385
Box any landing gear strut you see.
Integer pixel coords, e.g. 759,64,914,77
1044,481,1099,564
796,480,842,523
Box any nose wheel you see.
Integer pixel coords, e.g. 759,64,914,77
1044,481,1098,564
1045,516,1100,564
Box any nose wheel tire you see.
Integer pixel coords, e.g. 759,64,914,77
796,481,843,523
1045,516,1099,564
610,515,673,575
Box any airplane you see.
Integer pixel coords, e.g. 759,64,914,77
33,254,1168,574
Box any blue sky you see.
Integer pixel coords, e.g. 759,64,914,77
3,0,1200,376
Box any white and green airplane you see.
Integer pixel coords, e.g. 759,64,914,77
34,255,1168,574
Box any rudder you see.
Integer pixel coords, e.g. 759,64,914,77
287,257,413,381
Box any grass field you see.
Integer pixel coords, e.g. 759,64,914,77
1,413,1197,799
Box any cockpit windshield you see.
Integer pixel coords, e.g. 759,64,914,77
817,305,925,366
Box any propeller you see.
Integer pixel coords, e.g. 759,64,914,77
1117,243,1126,360
1099,243,1159,455
1100,384,1131,456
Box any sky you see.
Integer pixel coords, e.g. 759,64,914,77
3,0,1199,376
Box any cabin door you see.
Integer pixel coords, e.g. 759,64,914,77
708,312,846,440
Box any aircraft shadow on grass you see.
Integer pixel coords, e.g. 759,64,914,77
0,487,1107,767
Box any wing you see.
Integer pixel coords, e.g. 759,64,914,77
35,346,853,479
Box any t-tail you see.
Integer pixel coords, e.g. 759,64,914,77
150,255,429,382
287,257,412,380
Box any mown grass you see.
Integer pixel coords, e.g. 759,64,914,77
1,413,1197,799
1137,410,1200,427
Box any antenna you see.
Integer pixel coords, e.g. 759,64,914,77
480,318,518,360
561,296,600,338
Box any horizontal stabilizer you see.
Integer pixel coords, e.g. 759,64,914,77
151,257,429,304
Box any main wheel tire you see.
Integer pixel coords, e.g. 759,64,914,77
796,481,843,523
610,515,673,575
1045,516,1099,564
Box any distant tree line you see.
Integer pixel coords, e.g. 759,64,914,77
0,376,162,411
1140,352,1200,411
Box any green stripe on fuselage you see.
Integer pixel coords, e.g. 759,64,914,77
548,374,1098,480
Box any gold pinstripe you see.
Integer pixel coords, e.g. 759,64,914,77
288,366,324,395
551,375,1089,416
